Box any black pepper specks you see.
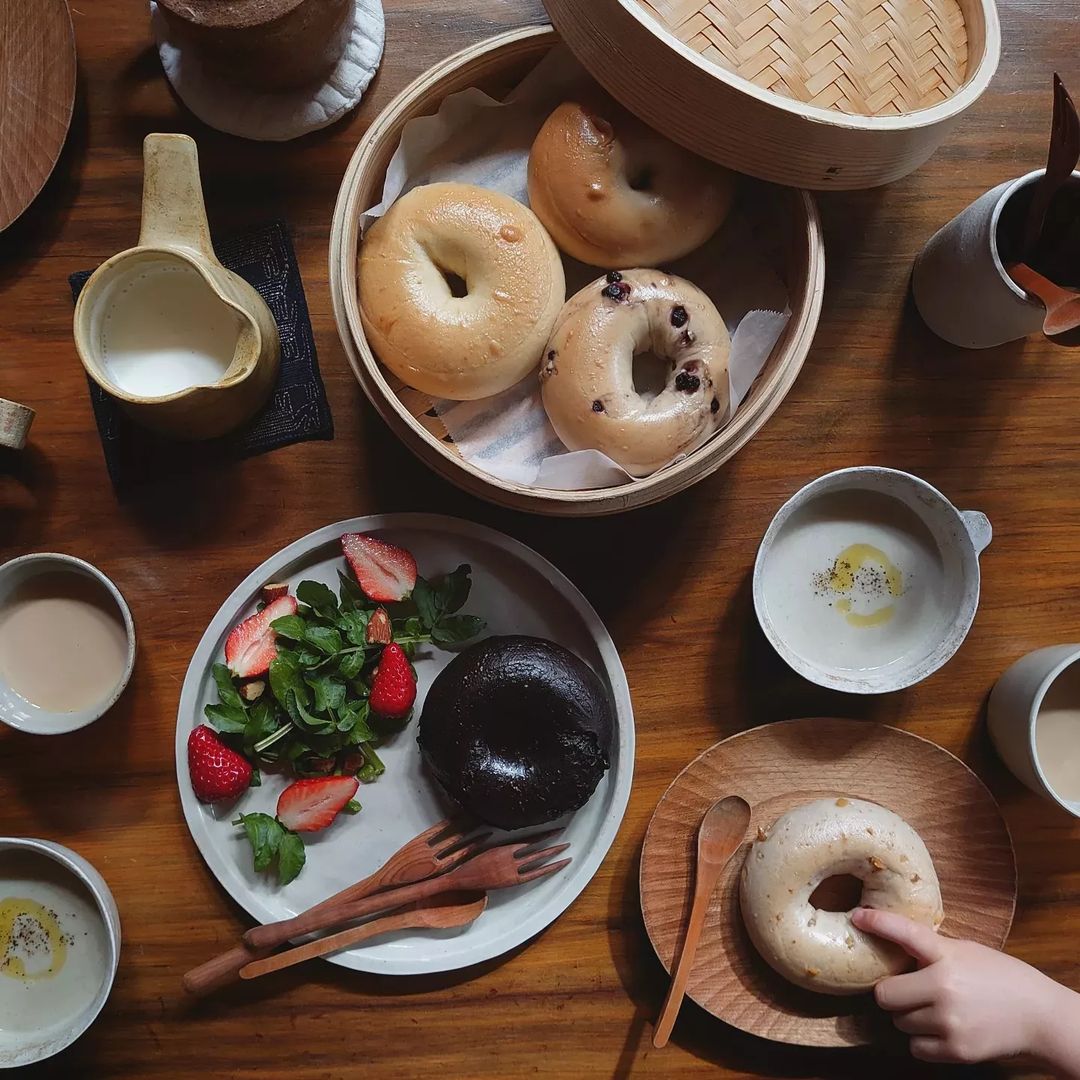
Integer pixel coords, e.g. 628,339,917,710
547,349,556,361
671,305,688,327
601,281,631,301
605,270,623,284
592,400,604,412
674,371,701,393
710,397,720,413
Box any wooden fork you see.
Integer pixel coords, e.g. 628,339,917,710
182,817,486,996
244,834,571,952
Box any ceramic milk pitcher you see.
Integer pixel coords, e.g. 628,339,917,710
74,133,280,439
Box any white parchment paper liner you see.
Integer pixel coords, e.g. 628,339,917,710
360,47,790,491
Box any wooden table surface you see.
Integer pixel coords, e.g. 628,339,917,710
2,1,1079,1077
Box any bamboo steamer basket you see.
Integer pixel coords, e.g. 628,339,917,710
329,25,825,516
544,0,1000,189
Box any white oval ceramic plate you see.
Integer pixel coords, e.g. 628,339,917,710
175,514,634,974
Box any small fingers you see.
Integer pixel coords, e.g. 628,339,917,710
852,907,946,966
874,969,937,1012
909,1036,956,1063
892,1006,948,1036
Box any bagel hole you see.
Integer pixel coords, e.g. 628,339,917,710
632,349,668,400
628,166,654,191
440,269,469,298
809,875,863,913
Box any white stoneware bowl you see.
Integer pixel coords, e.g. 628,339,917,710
0,553,136,735
987,644,1080,819
753,467,991,694
0,838,122,1069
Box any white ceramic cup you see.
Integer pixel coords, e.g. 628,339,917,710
0,553,136,734
987,644,1080,818
912,168,1080,349
753,466,991,693
0,838,122,1069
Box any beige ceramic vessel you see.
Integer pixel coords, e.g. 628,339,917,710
74,133,280,440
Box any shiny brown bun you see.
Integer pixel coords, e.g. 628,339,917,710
540,270,731,477
527,99,735,267
358,182,565,400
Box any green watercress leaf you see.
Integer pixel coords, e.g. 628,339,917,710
296,580,339,619
270,614,308,642
269,653,304,710
304,625,342,656
412,576,439,630
337,649,367,680
437,564,472,615
204,702,248,734
276,830,306,885
212,663,244,709
337,570,367,612
431,614,485,647
338,610,370,647
234,812,281,873
306,673,346,714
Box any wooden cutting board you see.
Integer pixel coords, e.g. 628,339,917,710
0,0,77,232
639,718,1017,1048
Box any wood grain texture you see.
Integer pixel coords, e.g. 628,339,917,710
0,0,76,232
1,1,1080,1077
640,718,1016,1048
331,27,826,515
545,0,1000,188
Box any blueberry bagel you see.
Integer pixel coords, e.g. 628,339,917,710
540,270,731,477
527,98,734,267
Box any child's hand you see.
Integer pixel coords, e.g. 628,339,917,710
852,907,1072,1067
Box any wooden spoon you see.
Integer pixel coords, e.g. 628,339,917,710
652,795,752,1049
1008,261,1080,336
239,892,487,981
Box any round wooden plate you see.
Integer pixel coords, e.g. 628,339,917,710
640,718,1017,1048
0,0,76,232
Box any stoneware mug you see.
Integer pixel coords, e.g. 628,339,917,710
912,168,1079,349
987,644,1080,819
73,133,280,439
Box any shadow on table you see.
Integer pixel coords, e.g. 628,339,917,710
603,840,1008,1080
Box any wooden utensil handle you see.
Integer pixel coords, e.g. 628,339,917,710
181,866,386,995
182,943,270,997
244,877,438,951
652,869,719,1048
240,914,408,980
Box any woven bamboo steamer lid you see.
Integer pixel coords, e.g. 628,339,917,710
329,25,825,516
156,0,351,92
543,0,1001,190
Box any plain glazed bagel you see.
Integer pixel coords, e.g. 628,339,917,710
540,270,731,477
739,797,944,996
358,182,565,400
527,99,735,267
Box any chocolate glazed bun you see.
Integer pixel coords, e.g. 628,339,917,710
417,636,614,829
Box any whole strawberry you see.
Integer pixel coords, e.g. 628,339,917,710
369,643,416,719
188,725,252,803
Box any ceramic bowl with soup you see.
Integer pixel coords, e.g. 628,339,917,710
0,838,121,1068
0,554,136,735
753,467,992,693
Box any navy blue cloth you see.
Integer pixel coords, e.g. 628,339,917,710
69,220,333,492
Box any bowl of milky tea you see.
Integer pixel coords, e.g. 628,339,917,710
0,554,135,734
0,838,121,1067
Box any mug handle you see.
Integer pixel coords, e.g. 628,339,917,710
961,510,993,555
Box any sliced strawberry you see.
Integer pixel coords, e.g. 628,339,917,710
260,582,290,603
341,533,417,602
369,642,416,719
224,594,298,678
188,725,252,803
276,776,359,833
365,606,393,645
